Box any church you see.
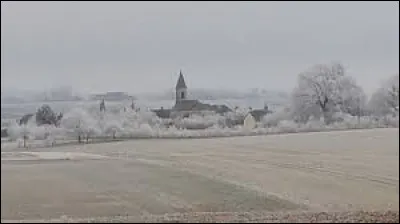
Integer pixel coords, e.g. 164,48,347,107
152,70,232,119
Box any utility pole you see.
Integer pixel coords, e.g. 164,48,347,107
357,96,361,127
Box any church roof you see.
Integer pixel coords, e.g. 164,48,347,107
173,100,233,113
173,100,199,111
176,70,187,90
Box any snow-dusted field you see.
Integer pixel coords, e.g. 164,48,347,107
1,128,398,222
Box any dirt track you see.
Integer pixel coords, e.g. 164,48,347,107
1,128,399,222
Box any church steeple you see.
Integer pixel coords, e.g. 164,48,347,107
176,70,187,90
175,70,188,103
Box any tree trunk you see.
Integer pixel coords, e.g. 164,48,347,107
23,135,27,148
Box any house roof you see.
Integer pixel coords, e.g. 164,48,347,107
152,108,172,119
176,70,187,90
249,109,271,122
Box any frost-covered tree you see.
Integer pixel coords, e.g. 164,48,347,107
291,63,343,122
35,105,63,126
368,74,399,116
335,76,367,117
61,107,99,143
103,119,122,139
291,62,363,123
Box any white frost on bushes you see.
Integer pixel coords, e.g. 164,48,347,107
261,107,292,127
2,113,397,149
174,113,225,130
5,105,397,145
2,65,398,147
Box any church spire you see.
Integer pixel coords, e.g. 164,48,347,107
176,69,187,90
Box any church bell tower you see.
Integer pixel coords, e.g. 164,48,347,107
175,70,187,103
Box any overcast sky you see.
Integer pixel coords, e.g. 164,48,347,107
1,1,398,94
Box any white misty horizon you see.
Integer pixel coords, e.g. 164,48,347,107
1,86,289,101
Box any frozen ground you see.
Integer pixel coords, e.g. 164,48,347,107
1,128,399,222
